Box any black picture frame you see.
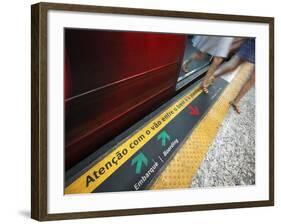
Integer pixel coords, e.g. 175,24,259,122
31,2,274,221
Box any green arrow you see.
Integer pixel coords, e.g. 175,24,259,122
131,152,148,174
157,130,170,146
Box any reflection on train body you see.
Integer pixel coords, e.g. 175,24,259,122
64,30,210,170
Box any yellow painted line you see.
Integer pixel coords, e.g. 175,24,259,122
150,63,254,190
65,83,203,194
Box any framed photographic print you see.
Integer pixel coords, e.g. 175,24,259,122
31,2,274,221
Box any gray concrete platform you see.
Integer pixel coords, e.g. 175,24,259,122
191,87,255,187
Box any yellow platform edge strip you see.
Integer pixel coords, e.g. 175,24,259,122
65,81,204,194
150,63,253,190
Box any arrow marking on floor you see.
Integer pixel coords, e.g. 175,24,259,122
131,152,148,174
188,105,200,116
157,130,171,147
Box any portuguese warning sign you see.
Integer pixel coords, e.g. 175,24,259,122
65,78,228,194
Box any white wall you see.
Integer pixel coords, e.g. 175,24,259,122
0,0,279,223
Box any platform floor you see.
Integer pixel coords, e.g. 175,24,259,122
150,62,254,190
191,87,255,187
65,63,255,194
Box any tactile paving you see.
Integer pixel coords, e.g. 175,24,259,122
150,62,254,190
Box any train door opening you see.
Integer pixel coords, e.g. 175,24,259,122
176,35,212,90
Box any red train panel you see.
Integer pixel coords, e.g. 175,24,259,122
65,29,186,169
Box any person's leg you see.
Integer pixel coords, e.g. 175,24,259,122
182,51,205,73
201,56,224,93
214,55,242,78
229,37,245,53
230,67,255,114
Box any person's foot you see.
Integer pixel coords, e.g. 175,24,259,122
201,75,216,94
201,81,209,93
230,101,241,114
182,59,191,73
